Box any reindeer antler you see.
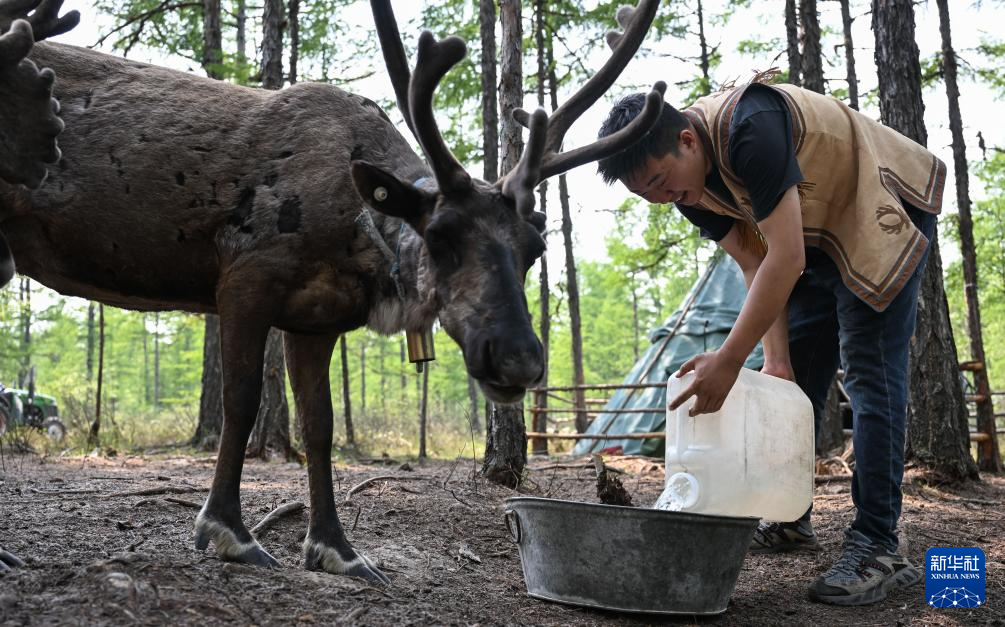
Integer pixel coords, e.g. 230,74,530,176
0,18,66,188
370,0,471,194
499,0,664,215
0,0,80,41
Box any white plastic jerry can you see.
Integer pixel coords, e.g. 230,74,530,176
655,367,815,521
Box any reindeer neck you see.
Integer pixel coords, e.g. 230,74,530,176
363,210,438,335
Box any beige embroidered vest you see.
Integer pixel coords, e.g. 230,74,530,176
684,83,946,312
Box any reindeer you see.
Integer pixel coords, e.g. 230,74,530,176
0,0,665,581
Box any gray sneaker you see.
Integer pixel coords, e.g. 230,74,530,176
749,520,820,554
808,529,922,606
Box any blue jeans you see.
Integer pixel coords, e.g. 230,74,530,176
791,205,937,552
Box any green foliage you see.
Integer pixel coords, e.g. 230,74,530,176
94,0,204,62
973,38,1005,97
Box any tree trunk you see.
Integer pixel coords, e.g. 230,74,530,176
153,312,160,408
288,0,300,85
696,0,711,96
18,279,30,387
799,0,824,93
531,0,549,455
195,5,225,449
785,0,801,86
479,0,498,441
261,0,284,89
143,313,150,404
341,335,354,446
86,302,95,382
419,365,429,459
483,0,527,486
872,0,977,481
839,0,859,110
399,339,406,404
936,0,1001,471
498,0,523,176
631,275,640,361
819,378,846,455
548,63,587,434
247,329,293,459
479,0,498,183
236,0,246,65
202,0,223,79
380,338,387,414
482,404,527,488
360,339,366,415
467,376,482,435
88,305,105,449
246,11,294,460
193,314,223,450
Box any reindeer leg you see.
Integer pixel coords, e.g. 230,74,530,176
193,304,278,567
284,331,390,585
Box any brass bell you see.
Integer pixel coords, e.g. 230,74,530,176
406,328,435,373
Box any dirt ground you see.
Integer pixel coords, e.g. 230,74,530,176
0,451,1001,626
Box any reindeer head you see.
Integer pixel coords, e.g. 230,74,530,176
354,0,664,404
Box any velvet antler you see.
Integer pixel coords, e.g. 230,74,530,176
370,0,471,194
0,18,66,188
499,0,664,216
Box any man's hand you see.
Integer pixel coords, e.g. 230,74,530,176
760,360,795,382
668,350,743,417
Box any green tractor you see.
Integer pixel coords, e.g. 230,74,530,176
0,367,67,442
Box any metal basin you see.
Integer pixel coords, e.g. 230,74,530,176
504,496,758,615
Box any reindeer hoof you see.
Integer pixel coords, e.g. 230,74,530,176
194,515,280,568
303,539,391,586
0,548,26,572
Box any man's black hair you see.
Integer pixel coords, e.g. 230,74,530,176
596,93,691,185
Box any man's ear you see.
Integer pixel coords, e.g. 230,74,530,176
679,127,699,153
350,161,436,233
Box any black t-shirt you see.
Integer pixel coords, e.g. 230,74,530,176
677,84,804,241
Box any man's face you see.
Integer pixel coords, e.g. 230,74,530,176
622,128,707,206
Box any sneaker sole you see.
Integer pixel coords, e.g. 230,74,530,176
809,566,922,606
749,541,822,555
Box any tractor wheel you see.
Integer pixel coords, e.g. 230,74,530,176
0,401,8,438
41,418,66,443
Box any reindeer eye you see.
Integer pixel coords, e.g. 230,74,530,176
373,186,388,202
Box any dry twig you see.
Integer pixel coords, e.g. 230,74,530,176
164,497,202,509
251,501,306,536
106,485,205,498
346,475,425,500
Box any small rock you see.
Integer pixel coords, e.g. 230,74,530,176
398,462,413,472
105,572,133,591
458,544,482,564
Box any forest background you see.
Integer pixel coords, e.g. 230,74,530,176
2,0,1004,461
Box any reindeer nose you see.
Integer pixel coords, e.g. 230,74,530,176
485,331,545,388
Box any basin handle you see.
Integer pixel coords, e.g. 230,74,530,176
503,509,521,544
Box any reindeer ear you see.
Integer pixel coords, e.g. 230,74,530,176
527,211,546,234
0,20,64,189
350,161,437,233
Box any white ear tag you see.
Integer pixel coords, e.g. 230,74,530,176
373,187,388,202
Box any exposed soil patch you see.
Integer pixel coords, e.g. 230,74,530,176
0,453,1001,625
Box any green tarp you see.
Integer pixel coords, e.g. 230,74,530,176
572,252,764,457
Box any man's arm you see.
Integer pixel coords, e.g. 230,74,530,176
670,185,805,415
718,217,795,381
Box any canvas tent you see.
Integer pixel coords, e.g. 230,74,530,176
572,252,764,457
